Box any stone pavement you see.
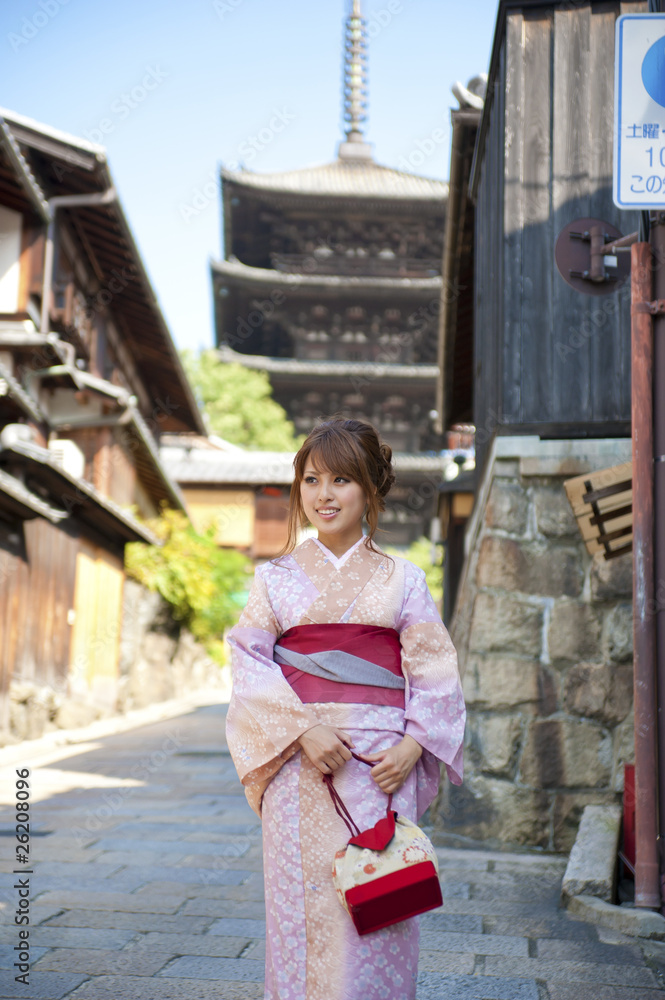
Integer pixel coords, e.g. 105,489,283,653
0,699,663,1000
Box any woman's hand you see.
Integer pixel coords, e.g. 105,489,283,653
361,735,423,794
297,725,355,774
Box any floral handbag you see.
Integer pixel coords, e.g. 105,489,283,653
323,750,442,936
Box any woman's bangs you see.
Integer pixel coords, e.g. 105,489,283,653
306,436,361,482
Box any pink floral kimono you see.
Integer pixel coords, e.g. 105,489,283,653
226,536,466,1000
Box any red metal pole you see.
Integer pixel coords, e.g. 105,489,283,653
631,240,661,909
651,214,665,910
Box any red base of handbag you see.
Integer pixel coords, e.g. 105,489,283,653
344,860,442,936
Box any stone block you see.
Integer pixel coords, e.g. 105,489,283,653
548,600,603,662
469,592,543,657
590,550,632,601
532,485,579,537
561,803,622,902
519,718,612,789
463,656,547,711
476,535,583,597
612,716,635,792
142,631,178,667
603,603,633,662
157,956,264,981
566,893,665,941
418,929,529,957
553,791,621,852
485,479,528,534
0,972,88,998
563,662,633,725
53,698,101,731
467,714,522,778
442,776,551,848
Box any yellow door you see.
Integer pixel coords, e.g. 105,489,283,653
70,541,124,708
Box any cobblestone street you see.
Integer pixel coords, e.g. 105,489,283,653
1,699,663,1000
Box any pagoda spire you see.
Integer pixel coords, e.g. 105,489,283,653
338,0,373,161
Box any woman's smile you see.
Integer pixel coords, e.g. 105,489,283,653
300,466,367,555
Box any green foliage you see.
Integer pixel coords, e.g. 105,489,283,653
181,348,305,451
385,535,444,604
125,507,251,664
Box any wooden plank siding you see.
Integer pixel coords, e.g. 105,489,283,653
503,13,524,426
473,0,642,475
69,539,124,707
0,520,77,693
475,36,506,479
0,525,29,729
253,489,290,558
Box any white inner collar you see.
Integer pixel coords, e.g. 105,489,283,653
313,535,365,568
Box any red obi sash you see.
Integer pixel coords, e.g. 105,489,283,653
275,623,405,708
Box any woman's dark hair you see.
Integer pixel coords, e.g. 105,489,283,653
276,416,395,559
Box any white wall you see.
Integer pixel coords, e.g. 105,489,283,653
0,206,22,313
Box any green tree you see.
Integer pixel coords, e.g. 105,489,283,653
182,349,304,451
385,536,444,605
125,507,252,664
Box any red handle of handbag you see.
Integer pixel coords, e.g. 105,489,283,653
322,747,394,841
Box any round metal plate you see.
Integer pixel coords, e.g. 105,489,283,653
555,217,631,296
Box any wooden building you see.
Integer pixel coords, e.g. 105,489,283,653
210,2,449,545
435,0,645,850
160,434,294,558
0,109,205,735
442,1,641,482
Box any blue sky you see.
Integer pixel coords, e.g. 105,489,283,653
1,0,498,352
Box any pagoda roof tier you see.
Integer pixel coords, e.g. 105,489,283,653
217,346,438,382
221,160,449,203
211,257,441,295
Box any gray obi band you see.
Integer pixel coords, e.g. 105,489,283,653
273,645,406,690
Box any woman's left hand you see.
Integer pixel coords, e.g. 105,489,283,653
360,735,423,794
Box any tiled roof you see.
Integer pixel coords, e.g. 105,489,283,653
0,467,68,523
0,438,161,544
161,445,452,485
0,361,46,423
161,448,296,485
217,345,439,380
222,159,448,201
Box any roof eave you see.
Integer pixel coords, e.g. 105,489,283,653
437,109,481,434
210,257,442,293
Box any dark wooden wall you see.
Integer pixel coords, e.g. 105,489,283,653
0,518,79,728
474,1,644,478
475,34,506,479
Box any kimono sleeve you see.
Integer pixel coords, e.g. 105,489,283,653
225,565,321,815
397,562,466,788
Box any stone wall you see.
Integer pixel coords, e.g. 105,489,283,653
4,579,226,745
434,436,634,852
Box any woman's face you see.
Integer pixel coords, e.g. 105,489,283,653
299,462,367,543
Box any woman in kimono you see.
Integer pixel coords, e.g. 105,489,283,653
226,417,466,1000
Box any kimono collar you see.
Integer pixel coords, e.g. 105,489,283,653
291,537,388,626
312,535,365,569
